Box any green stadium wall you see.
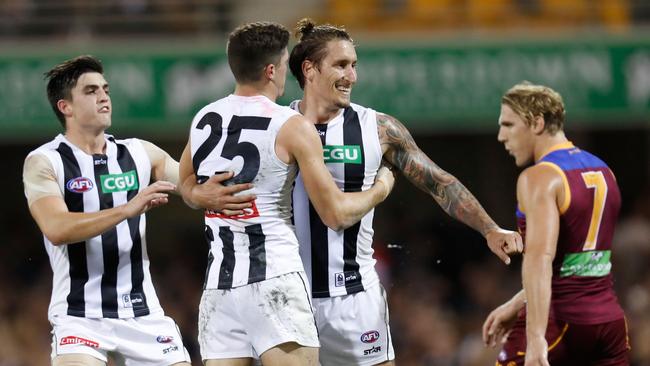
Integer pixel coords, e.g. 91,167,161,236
1,36,649,140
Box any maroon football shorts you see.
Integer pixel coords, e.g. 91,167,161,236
496,314,630,366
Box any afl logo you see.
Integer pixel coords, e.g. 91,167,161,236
66,177,94,193
360,330,380,343
156,335,174,343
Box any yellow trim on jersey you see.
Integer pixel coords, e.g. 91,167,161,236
537,162,571,215
537,141,575,162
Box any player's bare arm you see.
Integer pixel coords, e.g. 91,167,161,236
140,139,180,189
482,289,525,348
279,115,395,231
178,141,256,215
24,154,175,245
377,112,523,262
518,165,562,366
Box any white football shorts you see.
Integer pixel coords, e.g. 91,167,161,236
50,312,191,365
198,271,319,361
315,283,395,366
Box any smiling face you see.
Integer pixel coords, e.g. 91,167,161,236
497,103,536,167
61,72,111,132
310,39,357,109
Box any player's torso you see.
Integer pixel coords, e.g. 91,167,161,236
30,134,161,319
290,100,383,298
190,95,304,289
517,142,624,323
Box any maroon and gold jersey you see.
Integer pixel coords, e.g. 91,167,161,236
516,142,625,324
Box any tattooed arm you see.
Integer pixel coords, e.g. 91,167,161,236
377,112,522,263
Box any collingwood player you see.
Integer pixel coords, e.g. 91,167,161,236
178,22,395,366
287,19,524,366
23,55,251,366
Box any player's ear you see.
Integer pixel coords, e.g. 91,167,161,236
532,115,545,134
302,59,315,84
57,99,73,119
264,63,276,81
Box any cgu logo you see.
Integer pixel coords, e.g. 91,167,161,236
66,177,94,193
323,145,362,164
100,170,139,193
360,330,380,343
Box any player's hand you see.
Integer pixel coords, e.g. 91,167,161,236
123,180,176,217
482,299,520,348
524,335,550,366
190,172,256,216
375,160,397,201
485,228,523,265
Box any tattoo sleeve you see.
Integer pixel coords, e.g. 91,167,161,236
377,113,498,236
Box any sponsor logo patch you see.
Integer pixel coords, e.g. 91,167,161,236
100,170,139,193
335,273,345,287
334,271,359,287
560,250,612,277
156,335,174,343
162,345,179,354
59,336,99,348
361,330,380,343
121,293,145,308
66,177,94,193
323,145,362,164
363,345,382,355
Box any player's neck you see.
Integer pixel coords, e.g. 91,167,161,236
534,131,568,162
64,126,106,155
234,82,278,102
300,94,342,125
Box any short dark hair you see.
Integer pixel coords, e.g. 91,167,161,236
227,21,290,84
289,18,353,89
502,82,566,134
44,55,104,127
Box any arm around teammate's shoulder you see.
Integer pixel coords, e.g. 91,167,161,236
177,141,255,215
278,115,395,231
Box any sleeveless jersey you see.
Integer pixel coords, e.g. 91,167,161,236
516,142,625,324
190,94,304,290
290,100,383,298
26,134,162,319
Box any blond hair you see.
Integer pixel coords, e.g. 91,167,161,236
502,82,565,134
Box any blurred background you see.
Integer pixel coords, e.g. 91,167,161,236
1,0,650,365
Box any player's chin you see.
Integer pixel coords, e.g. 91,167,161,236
335,98,351,108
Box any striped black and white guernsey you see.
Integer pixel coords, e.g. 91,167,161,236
290,100,383,298
190,94,305,290
26,134,162,319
